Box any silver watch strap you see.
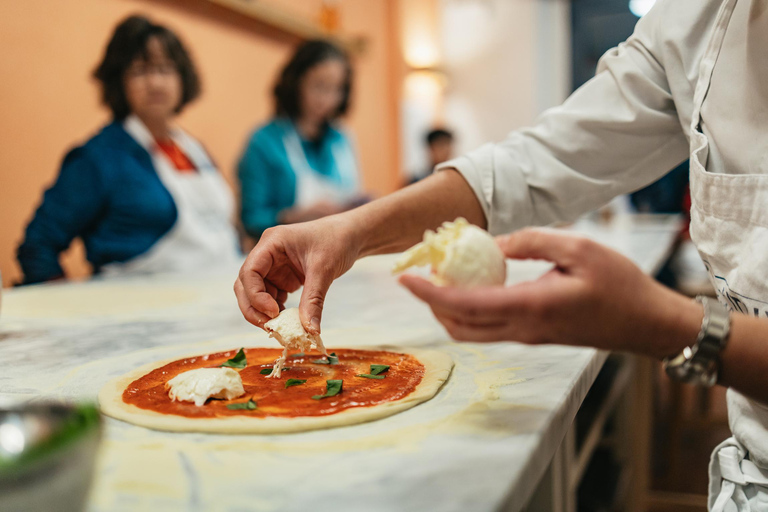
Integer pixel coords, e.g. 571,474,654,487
663,296,731,387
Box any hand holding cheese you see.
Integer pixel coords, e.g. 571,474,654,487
399,228,700,359
392,218,506,287
264,308,329,378
166,367,245,406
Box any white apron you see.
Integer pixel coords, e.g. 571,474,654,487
686,0,768,509
100,115,241,276
282,122,360,210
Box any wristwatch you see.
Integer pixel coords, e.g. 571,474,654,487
662,295,731,387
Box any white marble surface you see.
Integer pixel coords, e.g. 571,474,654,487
0,214,681,512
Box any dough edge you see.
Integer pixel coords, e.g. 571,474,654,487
98,346,453,434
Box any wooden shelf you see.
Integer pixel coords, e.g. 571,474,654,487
206,0,368,54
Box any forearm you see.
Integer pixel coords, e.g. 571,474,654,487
347,169,485,257
278,207,308,225
718,315,768,404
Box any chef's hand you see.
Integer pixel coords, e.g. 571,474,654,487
400,228,702,359
234,215,361,334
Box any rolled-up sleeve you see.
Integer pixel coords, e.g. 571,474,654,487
437,2,689,235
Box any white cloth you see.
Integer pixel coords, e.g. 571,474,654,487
437,0,768,507
101,115,241,276
282,124,360,210
709,438,768,511
684,0,768,507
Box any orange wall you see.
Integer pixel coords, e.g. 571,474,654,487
0,0,401,287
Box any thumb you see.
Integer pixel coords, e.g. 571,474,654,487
299,264,335,335
496,228,587,269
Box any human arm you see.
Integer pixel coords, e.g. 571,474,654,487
238,136,288,238
399,228,768,404
234,168,484,329
17,149,106,284
236,0,695,330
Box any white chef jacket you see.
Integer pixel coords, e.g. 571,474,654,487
439,0,760,235
438,0,768,507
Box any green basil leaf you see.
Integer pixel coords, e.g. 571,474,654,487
226,399,257,410
369,364,390,375
357,374,385,379
311,352,339,365
291,352,305,358
312,379,343,400
220,348,247,369
285,379,307,388
259,367,290,375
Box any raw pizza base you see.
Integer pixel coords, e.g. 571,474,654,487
98,347,453,434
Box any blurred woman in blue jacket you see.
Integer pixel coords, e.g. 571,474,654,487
17,16,240,284
238,40,365,239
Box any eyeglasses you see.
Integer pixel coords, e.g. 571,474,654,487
125,63,179,79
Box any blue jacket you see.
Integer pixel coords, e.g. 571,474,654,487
237,119,354,237
17,122,178,284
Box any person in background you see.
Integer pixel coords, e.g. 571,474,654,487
17,15,240,284
238,40,365,240
407,128,455,186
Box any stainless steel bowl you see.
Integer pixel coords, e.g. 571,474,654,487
0,402,102,512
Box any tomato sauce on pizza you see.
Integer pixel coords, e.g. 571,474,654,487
122,348,425,418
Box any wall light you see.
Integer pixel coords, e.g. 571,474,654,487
629,0,656,17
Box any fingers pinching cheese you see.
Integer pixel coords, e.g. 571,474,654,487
263,308,329,378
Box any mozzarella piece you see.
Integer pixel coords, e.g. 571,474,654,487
392,217,506,287
263,308,328,378
166,367,245,407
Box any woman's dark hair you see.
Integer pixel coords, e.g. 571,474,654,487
426,128,454,146
273,39,352,120
93,15,200,120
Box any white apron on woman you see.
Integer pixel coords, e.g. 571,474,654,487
687,0,768,509
282,122,360,211
100,115,241,277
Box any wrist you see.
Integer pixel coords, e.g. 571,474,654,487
344,202,394,258
645,286,704,360
331,211,366,261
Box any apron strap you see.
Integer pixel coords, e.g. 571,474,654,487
690,0,739,131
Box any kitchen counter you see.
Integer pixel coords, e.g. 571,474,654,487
0,214,682,512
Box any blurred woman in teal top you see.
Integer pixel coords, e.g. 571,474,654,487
238,40,364,239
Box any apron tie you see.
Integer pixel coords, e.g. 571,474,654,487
711,441,768,511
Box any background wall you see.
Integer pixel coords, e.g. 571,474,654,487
440,0,571,156
397,0,571,178
0,0,401,286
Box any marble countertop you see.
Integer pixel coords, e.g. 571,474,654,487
0,214,681,512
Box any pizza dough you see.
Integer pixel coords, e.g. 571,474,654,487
167,368,245,406
99,347,453,434
392,218,506,287
263,308,328,378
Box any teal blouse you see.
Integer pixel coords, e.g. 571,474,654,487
238,119,355,237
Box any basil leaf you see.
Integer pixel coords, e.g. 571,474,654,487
226,399,257,410
291,352,305,358
312,379,343,399
311,352,339,365
369,364,390,375
259,367,290,375
285,379,307,388
357,374,385,379
220,348,247,369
